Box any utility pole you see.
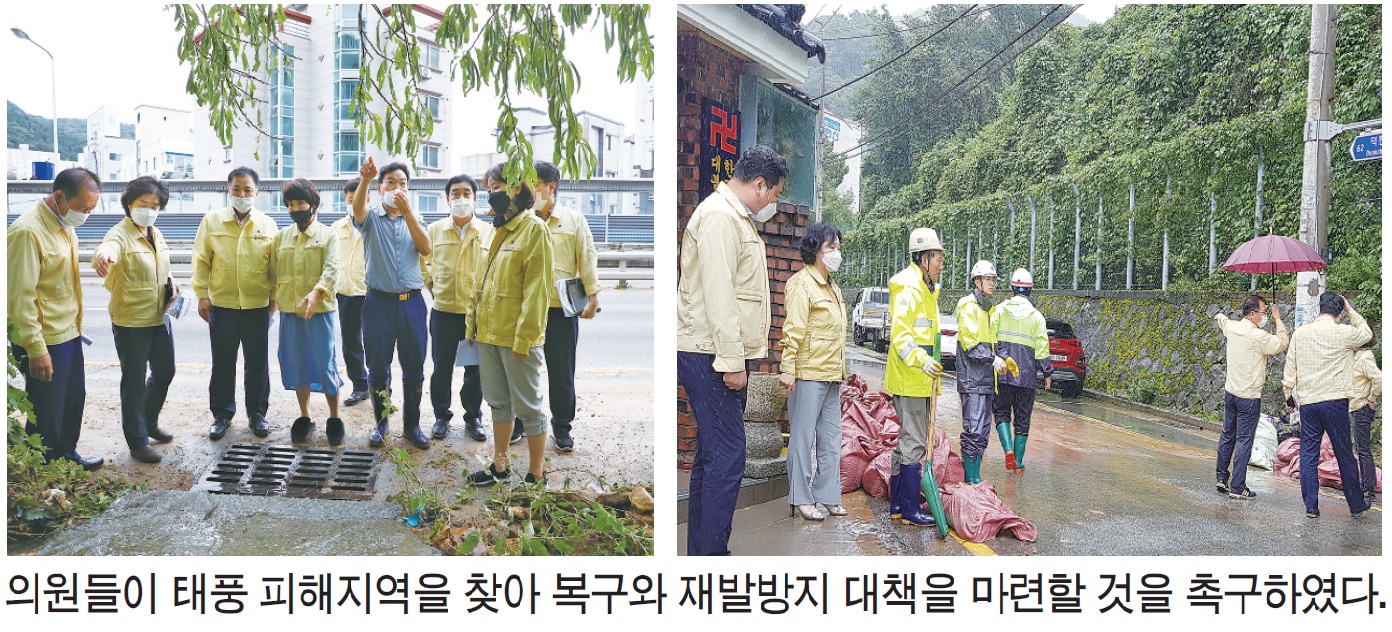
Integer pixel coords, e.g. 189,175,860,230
1070,181,1081,290
1126,180,1135,290
1253,147,1266,292
1296,5,1337,327
1027,193,1038,272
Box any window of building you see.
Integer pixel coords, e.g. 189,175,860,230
109,153,120,161
422,94,440,120
741,78,817,207
422,42,441,70
336,79,358,121
419,144,440,170
269,45,295,178
335,132,363,176
416,194,440,213
336,29,360,71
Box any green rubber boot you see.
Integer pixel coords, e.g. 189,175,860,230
962,455,982,485
1014,434,1028,472
920,461,949,537
996,422,1016,471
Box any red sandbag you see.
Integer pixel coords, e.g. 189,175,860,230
862,451,894,499
1274,436,1383,492
940,481,1038,542
841,447,869,494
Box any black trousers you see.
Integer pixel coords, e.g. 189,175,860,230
208,305,270,421
429,309,483,423
112,320,176,450
992,383,1035,434
337,294,369,392
543,307,579,432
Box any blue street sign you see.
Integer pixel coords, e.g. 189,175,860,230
1350,130,1381,161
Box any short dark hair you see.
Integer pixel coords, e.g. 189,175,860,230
120,176,169,214
484,163,535,212
732,145,788,187
53,167,100,199
227,166,260,186
344,178,361,196
1319,292,1345,317
282,178,322,210
799,222,842,265
445,174,478,196
1240,295,1266,317
533,161,560,185
378,161,411,184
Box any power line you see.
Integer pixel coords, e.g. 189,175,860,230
812,4,980,102
822,4,999,41
836,4,1077,160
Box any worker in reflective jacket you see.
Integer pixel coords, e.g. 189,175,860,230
884,227,947,529
955,260,1012,484
989,268,1053,474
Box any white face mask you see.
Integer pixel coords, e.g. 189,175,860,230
230,195,254,213
130,207,159,228
450,197,474,219
823,249,842,272
753,202,778,222
61,208,88,227
1259,315,1269,329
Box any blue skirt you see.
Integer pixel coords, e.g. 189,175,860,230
279,311,343,395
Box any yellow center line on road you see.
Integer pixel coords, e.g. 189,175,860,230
84,361,652,374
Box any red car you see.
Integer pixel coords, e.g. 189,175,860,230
1043,318,1087,397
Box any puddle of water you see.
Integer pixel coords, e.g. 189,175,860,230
1036,391,1218,451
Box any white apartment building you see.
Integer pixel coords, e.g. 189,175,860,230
458,106,651,215
191,4,455,212
135,105,195,180
80,105,138,185
7,146,79,181
822,109,862,214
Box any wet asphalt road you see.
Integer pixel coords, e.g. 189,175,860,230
681,343,1381,556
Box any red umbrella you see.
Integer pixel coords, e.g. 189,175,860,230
1222,233,1326,275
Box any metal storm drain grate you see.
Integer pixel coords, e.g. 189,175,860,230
193,443,381,500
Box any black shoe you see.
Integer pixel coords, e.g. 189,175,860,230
326,418,345,447
209,417,231,440
343,389,370,406
464,418,486,442
1228,488,1256,500
291,416,314,443
369,390,390,447
1216,479,1230,494
404,424,431,449
64,452,104,472
510,419,525,445
523,472,547,488
468,462,512,486
130,444,162,464
1306,509,1320,519
553,427,574,453
147,426,174,443
249,415,270,438
431,418,450,439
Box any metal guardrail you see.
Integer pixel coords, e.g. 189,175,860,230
7,210,654,245
74,246,653,281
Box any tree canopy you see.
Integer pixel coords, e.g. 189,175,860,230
172,4,652,182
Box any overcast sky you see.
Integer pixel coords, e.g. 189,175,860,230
2,1,641,162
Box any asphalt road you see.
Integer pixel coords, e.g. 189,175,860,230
684,343,1382,556
54,279,655,500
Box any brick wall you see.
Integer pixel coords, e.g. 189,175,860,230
676,32,810,470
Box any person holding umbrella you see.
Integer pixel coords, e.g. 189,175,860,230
1211,295,1288,500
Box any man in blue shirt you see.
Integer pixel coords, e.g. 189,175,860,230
351,157,433,449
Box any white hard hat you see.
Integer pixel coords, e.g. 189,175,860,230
1010,268,1034,287
970,260,997,280
908,227,943,254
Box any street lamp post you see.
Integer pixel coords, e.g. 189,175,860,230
12,28,58,167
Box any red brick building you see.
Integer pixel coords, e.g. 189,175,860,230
675,5,825,469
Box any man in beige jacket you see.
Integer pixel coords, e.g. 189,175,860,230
1212,295,1288,500
676,145,785,556
1282,292,1373,519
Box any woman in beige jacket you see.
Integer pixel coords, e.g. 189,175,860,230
779,223,847,521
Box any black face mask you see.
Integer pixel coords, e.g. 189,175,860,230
290,210,315,232
488,192,516,227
